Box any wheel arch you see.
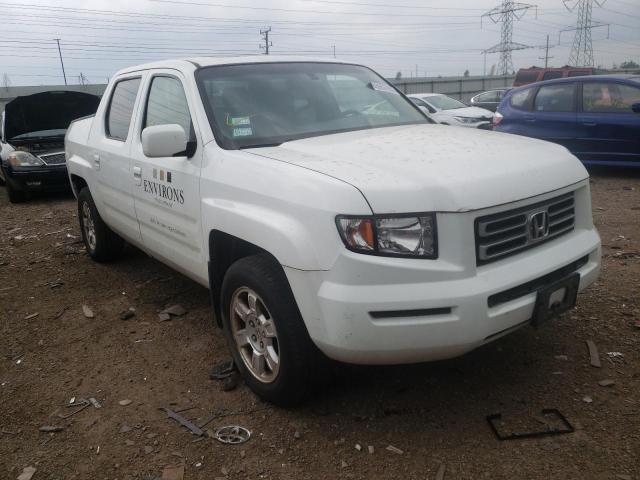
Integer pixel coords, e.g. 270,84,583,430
208,230,285,328
70,174,88,198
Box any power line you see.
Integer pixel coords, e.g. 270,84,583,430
482,0,537,75
55,38,67,85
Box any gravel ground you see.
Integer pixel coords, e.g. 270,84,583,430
0,167,638,480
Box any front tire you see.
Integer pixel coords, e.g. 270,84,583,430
221,254,323,406
77,187,124,262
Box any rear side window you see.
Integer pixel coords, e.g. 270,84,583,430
144,76,192,136
477,91,500,102
106,78,141,141
515,71,540,85
510,88,533,109
542,71,563,80
583,82,640,113
534,84,576,112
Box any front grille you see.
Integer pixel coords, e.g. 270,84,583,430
475,192,575,265
39,152,66,165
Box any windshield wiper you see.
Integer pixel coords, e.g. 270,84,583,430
238,142,283,149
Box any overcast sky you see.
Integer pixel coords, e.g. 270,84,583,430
1,0,638,86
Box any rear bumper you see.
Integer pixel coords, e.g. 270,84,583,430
4,165,70,192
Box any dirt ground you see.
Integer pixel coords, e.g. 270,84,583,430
1,167,638,480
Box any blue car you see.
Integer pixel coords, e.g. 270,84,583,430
494,75,640,167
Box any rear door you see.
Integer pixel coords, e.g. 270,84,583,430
576,80,640,164
527,82,580,151
129,70,207,283
89,75,144,243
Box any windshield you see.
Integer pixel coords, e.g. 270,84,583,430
424,95,467,110
196,62,427,149
10,128,67,140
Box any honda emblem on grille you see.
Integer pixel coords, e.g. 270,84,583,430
528,210,549,241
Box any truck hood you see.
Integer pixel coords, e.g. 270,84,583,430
246,124,589,213
3,91,100,142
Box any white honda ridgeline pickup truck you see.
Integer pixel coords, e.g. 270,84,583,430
66,57,601,405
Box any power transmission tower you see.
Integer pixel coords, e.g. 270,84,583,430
54,38,67,85
482,0,537,76
260,27,272,55
539,34,554,67
78,72,88,86
560,0,609,67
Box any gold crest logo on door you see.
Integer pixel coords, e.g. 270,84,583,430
153,168,172,183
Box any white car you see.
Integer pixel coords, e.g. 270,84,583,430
65,57,601,406
408,93,494,128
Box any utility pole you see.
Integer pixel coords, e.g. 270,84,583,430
332,45,336,58
55,38,67,85
538,34,554,67
260,27,272,55
482,1,537,76
483,50,487,75
560,0,609,67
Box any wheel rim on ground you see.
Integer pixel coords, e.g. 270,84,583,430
230,287,280,383
81,202,97,251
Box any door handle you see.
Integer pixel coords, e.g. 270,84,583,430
92,153,100,170
582,122,597,127
524,116,536,123
133,166,142,185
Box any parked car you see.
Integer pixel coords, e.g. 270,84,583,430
513,66,595,87
408,93,493,128
66,57,600,405
0,90,101,202
469,88,510,112
494,75,640,167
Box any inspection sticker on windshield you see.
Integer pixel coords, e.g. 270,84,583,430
232,127,253,137
227,115,251,127
368,81,398,94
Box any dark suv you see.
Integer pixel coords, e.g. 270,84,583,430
494,75,640,167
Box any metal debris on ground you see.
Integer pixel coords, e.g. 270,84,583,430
607,352,624,358
386,444,403,454
39,425,64,433
24,312,39,320
59,398,91,419
583,396,593,403
598,379,615,387
586,340,601,368
486,409,574,441
160,407,204,436
88,397,102,408
209,359,236,380
82,305,95,318
160,304,187,317
162,464,185,480
17,466,37,480
119,399,132,406
213,425,251,444
158,312,171,322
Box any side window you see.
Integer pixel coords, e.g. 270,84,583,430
478,91,499,102
542,71,563,81
144,76,192,136
534,84,576,112
510,88,533,110
106,78,141,141
583,82,640,113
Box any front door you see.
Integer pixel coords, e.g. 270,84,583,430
528,82,580,152
129,71,206,284
576,80,640,165
89,75,144,243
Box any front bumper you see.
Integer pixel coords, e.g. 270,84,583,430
4,164,70,192
285,183,601,365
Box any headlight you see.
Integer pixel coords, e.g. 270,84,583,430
7,151,44,167
336,214,437,258
453,116,478,124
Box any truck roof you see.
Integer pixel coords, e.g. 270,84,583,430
114,56,352,77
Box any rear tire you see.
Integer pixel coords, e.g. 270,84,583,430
6,180,29,203
221,253,324,406
77,187,124,262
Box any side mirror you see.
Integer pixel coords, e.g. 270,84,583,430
632,102,640,113
142,124,187,158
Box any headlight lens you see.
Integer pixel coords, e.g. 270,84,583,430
454,116,477,124
336,214,437,258
7,151,44,167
